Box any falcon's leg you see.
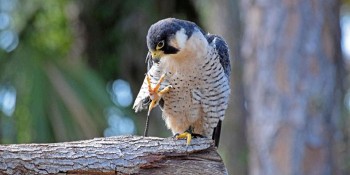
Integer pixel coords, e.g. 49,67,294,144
175,126,205,146
146,73,172,116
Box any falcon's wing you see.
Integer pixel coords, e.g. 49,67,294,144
206,34,231,79
206,34,231,147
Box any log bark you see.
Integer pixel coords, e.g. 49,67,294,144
0,136,227,174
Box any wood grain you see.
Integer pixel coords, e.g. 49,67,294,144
0,136,227,174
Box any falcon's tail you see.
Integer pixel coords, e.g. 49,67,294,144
212,120,222,147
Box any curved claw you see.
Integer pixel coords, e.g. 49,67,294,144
147,99,158,116
176,132,192,146
146,73,172,116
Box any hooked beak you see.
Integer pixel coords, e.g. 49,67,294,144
150,50,163,62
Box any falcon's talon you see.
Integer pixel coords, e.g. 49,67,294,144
146,73,171,116
175,126,203,145
175,132,192,146
172,133,180,139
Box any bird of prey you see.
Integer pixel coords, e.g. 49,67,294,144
133,18,231,146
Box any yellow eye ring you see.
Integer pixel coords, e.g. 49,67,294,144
156,40,165,50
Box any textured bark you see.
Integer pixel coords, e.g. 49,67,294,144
0,136,227,174
241,0,342,175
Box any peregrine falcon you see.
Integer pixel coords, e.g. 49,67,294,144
133,18,231,146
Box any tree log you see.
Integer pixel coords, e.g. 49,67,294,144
0,136,227,174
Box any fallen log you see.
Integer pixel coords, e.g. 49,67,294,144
0,135,227,174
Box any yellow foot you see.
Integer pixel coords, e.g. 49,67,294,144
146,73,172,116
176,132,192,146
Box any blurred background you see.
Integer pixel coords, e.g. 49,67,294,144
0,0,349,174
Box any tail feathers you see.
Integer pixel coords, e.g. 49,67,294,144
212,120,222,147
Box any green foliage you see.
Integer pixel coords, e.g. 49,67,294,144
0,1,111,143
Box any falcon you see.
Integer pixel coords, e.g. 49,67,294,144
133,18,231,146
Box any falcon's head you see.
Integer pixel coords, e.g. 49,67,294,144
146,18,206,61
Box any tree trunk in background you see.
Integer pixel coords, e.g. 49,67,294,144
195,0,248,174
241,0,343,175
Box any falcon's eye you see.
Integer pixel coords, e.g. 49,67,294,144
156,40,165,50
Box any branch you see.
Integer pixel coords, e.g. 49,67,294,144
0,136,227,174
